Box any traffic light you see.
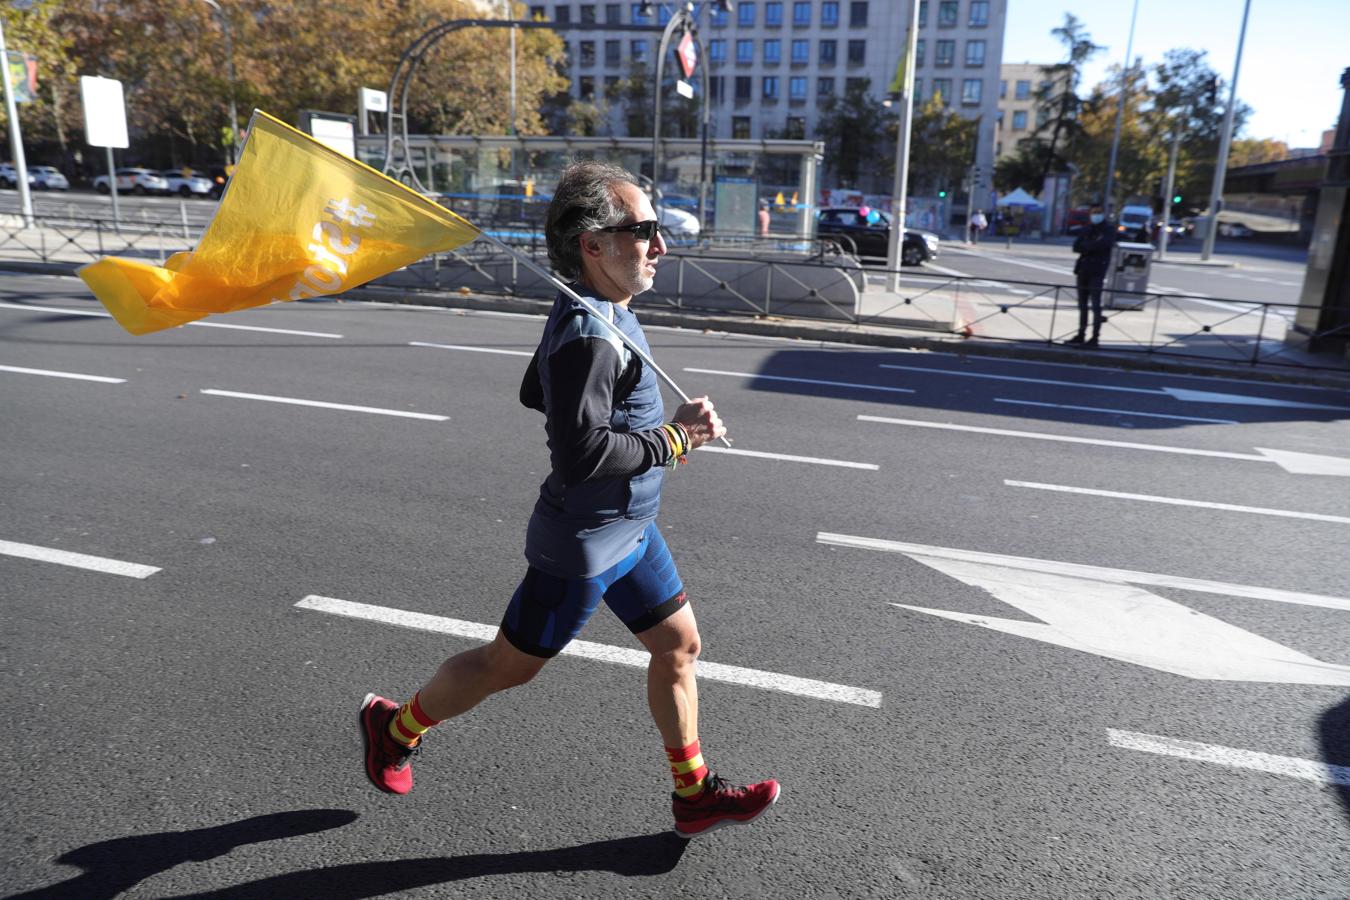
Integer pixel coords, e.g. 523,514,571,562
1172,194,1182,205
1205,77,1218,105
938,190,947,198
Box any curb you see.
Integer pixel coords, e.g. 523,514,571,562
11,261,1348,390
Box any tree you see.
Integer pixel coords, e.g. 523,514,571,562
815,78,892,189
1228,138,1289,167
1074,61,1163,206
900,95,977,196
0,1,79,169
1035,14,1103,185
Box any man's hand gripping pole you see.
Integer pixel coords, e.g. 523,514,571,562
481,232,733,449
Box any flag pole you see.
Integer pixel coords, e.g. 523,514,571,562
478,231,733,448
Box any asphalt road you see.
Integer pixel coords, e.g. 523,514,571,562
3,274,1349,899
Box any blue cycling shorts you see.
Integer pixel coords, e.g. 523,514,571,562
501,522,686,658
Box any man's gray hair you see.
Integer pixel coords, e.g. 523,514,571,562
545,160,642,280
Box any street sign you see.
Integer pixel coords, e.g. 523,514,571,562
676,31,697,78
79,76,128,149
675,79,693,99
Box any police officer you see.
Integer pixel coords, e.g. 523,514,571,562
1067,203,1117,348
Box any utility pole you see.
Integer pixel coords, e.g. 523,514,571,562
1102,0,1139,216
201,0,241,166
1201,0,1251,260
1158,126,1182,259
0,16,34,227
884,0,920,292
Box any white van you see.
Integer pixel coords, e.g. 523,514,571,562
1117,205,1153,242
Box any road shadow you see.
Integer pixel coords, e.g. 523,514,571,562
5,809,358,900
159,830,689,899
1319,694,1350,827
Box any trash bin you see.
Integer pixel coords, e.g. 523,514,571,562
1106,241,1154,309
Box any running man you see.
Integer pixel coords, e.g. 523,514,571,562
359,160,780,839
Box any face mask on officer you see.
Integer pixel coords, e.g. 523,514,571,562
1089,213,1105,224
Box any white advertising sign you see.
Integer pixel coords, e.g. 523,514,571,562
80,76,129,149
360,87,388,112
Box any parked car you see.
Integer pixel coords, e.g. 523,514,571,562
28,165,70,190
1217,220,1254,238
92,167,170,195
160,168,216,198
1116,204,1154,243
815,207,938,266
0,163,19,188
1151,218,1190,242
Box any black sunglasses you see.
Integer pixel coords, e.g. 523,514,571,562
597,219,663,241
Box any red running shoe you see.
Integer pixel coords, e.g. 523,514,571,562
672,773,781,839
359,693,418,795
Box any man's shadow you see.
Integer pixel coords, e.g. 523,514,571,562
1320,693,1350,827
161,831,690,899
7,809,358,900
7,810,688,900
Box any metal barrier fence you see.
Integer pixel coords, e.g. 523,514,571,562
4,211,1345,372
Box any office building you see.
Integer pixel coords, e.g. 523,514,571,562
994,62,1068,160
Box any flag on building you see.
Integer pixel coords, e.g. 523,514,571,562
79,110,480,335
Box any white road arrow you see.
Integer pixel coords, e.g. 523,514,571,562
1161,386,1350,411
1255,446,1350,477
888,555,1350,686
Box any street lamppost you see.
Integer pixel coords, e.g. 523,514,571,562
1102,0,1139,217
1200,0,1252,261
881,0,920,292
200,0,242,166
0,13,33,227
647,0,724,231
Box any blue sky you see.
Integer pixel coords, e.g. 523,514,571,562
1002,0,1349,148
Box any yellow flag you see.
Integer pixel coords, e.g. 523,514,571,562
79,110,480,335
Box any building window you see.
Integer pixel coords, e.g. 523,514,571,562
1012,110,1027,130
1015,79,1030,100
847,40,865,65
764,39,781,64
969,0,988,26
918,0,927,26
999,79,1006,99
938,0,957,27
965,40,985,67
791,39,809,64
605,39,621,66
820,1,839,26
580,4,595,24
819,39,837,64
709,39,726,63
561,40,571,64
818,76,836,96
793,1,811,25
765,2,783,25
736,39,754,64
578,75,595,100
738,2,756,26
530,5,545,19
914,77,923,98
849,2,868,27
555,5,571,24
845,76,867,95
604,75,620,97
763,75,779,99
1037,107,1050,128
631,3,649,24
735,75,753,100
786,115,806,138
789,75,808,100
709,75,724,102
961,78,981,104
658,6,672,25
935,40,954,67
733,116,751,138
933,77,951,104
915,39,925,67
605,3,621,24
631,39,648,63
711,5,729,26
579,41,595,66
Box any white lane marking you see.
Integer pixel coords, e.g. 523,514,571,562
920,262,974,278
188,321,343,338
684,366,916,394
946,248,1075,277
993,397,1238,425
1005,480,1350,525
0,364,124,383
200,389,448,421
411,341,533,357
1162,386,1350,412
0,302,343,337
814,533,1350,611
0,539,159,578
857,415,1267,462
1107,730,1350,786
296,595,882,708
1255,447,1350,477
890,557,1350,684
880,362,1159,395
695,445,879,470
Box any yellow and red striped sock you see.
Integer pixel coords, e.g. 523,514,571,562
666,738,709,799
388,692,439,748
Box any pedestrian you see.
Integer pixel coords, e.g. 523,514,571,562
1067,203,1117,348
758,200,771,237
969,208,988,244
359,160,781,840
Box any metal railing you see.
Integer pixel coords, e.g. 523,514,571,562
5,210,1345,372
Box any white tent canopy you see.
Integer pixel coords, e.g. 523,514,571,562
996,187,1042,207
